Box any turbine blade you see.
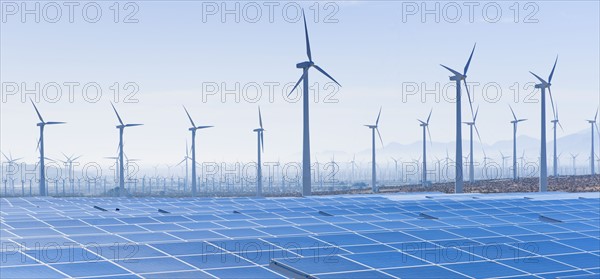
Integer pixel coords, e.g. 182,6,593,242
183,106,196,127
376,107,382,126
463,79,475,118
548,56,558,83
196,125,213,129
509,105,517,121
474,124,483,143
548,87,556,121
288,72,306,97
1,152,9,161
426,108,432,124
530,71,547,84
427,126,433,147
110,102,124,125
35,138,41,152
302,9,312,62
558,121,564,132
176,158,186,166
45,121,66,125
125,124,143,127
474,106,479,122
313,65,341,87
261,132,264,153
440,64,462,76
376,128,384,147
463,43,476,75
30,100,44,123
258,107,264,130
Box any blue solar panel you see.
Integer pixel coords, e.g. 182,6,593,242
1,193,599,278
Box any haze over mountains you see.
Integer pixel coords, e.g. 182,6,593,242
315,128,598,164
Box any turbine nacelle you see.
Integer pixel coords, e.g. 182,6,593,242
449,74,466,81
296,61,314,68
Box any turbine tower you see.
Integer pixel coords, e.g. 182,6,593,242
31,100,65,196
365,107,383,193
509,105,527,180
463,106,482,183
551,105,563,177
440,44,476,193
183,106,213,196
289,10,341,196
110,103,142,197
418,109,432,186
530,56,558,192
587,109,599,175
253,107,265,197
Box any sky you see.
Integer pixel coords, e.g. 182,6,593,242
1,1,599,171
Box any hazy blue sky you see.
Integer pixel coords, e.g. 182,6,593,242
1,1,599,167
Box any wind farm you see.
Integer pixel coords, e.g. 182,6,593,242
1,2,599,278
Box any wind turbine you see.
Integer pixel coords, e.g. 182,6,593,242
440,43,476,193
570,153,579,175
551,105,564,177
463,106,482,183
60,153,81,194
288,10,341,196
31,100,65,196
1,152,22,195
110,103,142,196
509,105,527,180
390,157,400,183
418,109,433,186
183,106,213,196
530,56,558,191
500,151,510,179
253,107,265,197
350,154,357,184
364,107,383,193
176,141,191,192
586,109,599,175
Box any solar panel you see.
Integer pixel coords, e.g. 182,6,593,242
0,192,599,278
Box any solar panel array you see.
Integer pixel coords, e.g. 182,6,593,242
1,192,599,278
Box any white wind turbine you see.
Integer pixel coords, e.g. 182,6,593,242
288,10,340,196
183,106,213,196
440,44,476,193
463,106,482,183
364,108,383,193
586,109,599,175
418,109,433,186
110,103,142,197
31,100,66,196
530,56,558,192
509,105,527,180
253,107,265,197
